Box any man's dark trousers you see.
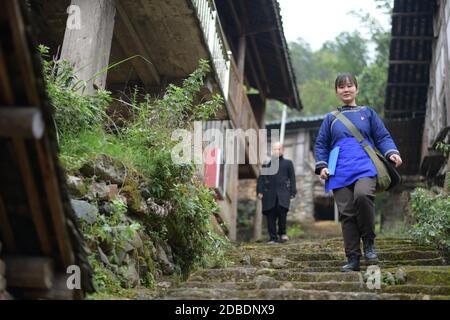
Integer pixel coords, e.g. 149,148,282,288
264,197,288,241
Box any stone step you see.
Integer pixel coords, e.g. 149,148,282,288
190,266,450,284
323,238,418,244
297,264,444,273
382,266,450,286
182,280,450,296
299,258,445,268
157,236,450,301
244,239,419,250
234,250,442,264
161,287,447,300
284,250,441,262
237,257,446,269
236,245,435,256
382,284,450,296
190,268,362,283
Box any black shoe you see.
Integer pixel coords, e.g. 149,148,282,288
340,256,360,272
363,238,379,263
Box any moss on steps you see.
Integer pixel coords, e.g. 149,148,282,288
383,266,450,286
156,236,450,300
161,287,448,300
181,280,450,296
190,268,362,282
232,254,445,269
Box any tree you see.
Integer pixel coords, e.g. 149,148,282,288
350,0,393,113
321,31,369,77
272,0,394,118
289,38,315,85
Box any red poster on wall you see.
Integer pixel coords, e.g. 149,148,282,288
204,147,219,188
203,147,224,199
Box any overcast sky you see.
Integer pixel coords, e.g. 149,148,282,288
278,0,392,51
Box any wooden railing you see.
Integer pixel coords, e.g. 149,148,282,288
191,0,231,99
192,0,260,167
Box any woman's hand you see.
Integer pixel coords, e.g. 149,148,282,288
389,154,403,168
257,193,263,200
320,168,330,180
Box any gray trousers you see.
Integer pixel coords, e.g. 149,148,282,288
333,177,377,258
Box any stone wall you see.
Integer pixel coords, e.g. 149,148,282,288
238,179,257,200
380,175,426,232
67,155,183,288
288,175,314,223
237,179,257,242
238,175,316,224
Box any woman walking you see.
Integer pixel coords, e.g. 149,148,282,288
315,73,403,272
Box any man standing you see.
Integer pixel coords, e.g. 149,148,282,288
257,142,297,243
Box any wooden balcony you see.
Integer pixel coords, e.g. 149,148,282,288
192,0,260,177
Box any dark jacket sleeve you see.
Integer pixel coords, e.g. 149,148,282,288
289,160,297,197
256,173,264,195
314,114,332,175
368,108,400,159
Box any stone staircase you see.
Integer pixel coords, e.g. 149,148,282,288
157,235,450,300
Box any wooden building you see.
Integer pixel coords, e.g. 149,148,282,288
0,0,93,300
383,0,450,230
28,0,301,240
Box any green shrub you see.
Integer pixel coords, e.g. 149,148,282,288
39,45,112,135
409,188,450,257
40,46,230,290
287,224,304,239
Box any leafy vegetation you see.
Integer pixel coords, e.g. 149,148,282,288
436,142,450,158
40,46,231,294
287,224,304,239
409,188,450,259
266,0,393,120
409,139,449,259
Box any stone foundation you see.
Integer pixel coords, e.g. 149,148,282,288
237,180,257,242
238,175,317,225
288,175,314,223
380,175,426,232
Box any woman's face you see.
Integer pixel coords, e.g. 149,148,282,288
336,80,358,105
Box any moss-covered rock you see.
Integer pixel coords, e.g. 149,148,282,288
67,175,88,198
383,266,450,286
121,184,146,215
80,154,129,186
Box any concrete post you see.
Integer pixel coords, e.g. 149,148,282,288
60,0,116,94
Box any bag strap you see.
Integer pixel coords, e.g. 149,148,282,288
331,111,365,143
332,110,384,166
331,110,392,192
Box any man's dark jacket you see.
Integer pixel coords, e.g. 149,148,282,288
256,156,297,212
